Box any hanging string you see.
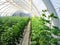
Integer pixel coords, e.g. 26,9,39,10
30,0,32,11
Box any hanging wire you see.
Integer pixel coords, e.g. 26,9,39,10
30,0,32,11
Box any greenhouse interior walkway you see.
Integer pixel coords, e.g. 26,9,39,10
22,21,31,45
0,0,60,45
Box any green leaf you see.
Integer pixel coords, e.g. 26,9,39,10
42,14,46,17
48,13,58,19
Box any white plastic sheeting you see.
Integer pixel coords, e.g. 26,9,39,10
0,0,59,17
0,0,21,16
50,0,60,19
0,0,60,28
0,0,50,17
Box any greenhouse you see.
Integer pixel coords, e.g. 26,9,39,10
0,0,60,45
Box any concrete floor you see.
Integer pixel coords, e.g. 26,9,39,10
16,21,31,45
22,21,30,45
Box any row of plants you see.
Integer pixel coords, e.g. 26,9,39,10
0,16,30,45
31,10,60,45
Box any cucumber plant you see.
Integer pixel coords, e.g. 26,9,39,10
31,10,60,45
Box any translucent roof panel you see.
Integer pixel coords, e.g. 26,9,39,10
51,0,60,18
13,0,49,17
0,0,22,16
0,0,59,17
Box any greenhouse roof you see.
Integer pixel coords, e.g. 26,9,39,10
50,0,60,18
0,0,60,17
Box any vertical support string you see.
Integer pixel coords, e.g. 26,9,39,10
30,0,32,11
30,0,33,16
